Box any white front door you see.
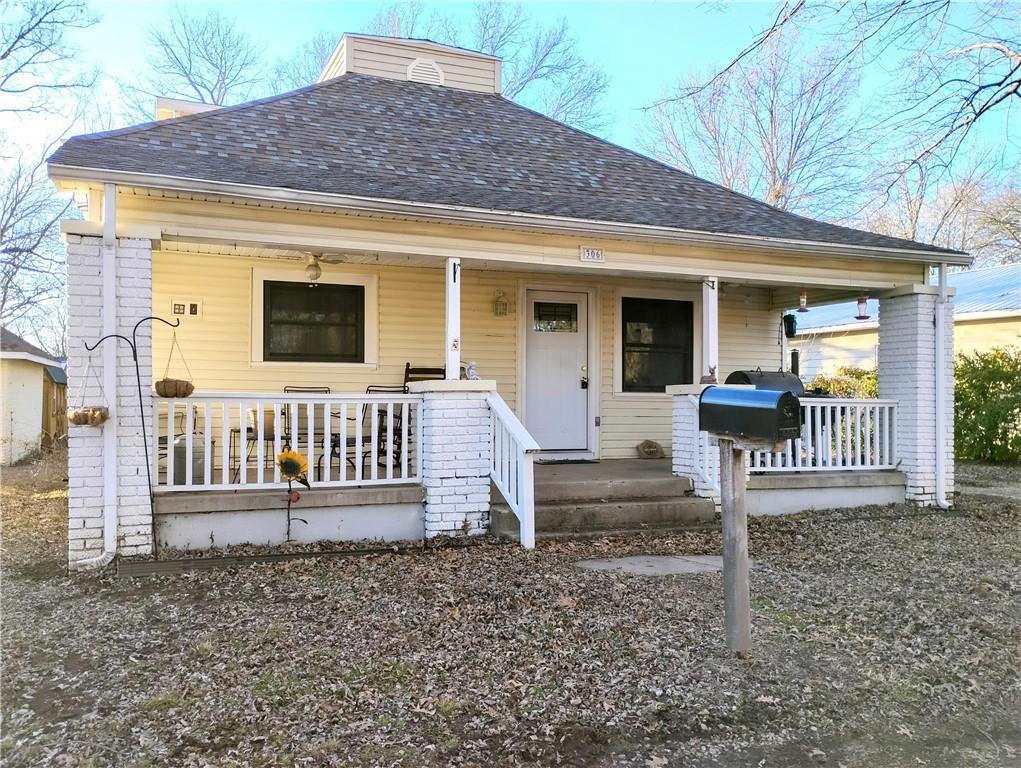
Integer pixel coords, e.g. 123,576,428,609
524,290,589,451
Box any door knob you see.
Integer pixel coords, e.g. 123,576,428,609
580,376,589,389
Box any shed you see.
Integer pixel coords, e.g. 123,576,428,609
1,328,64,464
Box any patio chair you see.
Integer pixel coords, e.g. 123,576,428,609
281,385,331,450
317,384,408,481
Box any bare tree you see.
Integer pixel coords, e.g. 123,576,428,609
671,0,1020,172
130,4,265,110
645,34,867,218
367,0,431,38
0,0,96,113
0,149,69,330
272,31,339,92
975,188,1021,262
861,157,1020,265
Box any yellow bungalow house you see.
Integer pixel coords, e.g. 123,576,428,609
49,35,969,569
792,263,1021,378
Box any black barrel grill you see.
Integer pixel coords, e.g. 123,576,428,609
724,369,806,397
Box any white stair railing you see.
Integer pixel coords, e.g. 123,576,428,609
487,392,540,549
153,392,423,492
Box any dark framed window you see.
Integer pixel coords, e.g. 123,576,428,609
621,297,693,392
263,281,365,363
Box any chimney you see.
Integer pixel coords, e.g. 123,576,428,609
318,34,501,94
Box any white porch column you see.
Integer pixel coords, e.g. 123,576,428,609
66,227,154,568
877,285,955,505
409,379,495,538
701,277,719,383
445,257,461,379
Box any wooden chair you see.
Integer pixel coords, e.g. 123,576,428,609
403,362,445,386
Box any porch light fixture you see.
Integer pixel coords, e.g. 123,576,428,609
855,295,871,321
73,190,89,213
493,290,508,317
305,254,322,286
797,290,809,313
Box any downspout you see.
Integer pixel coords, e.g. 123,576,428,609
74,184,119,568
934,263,951,509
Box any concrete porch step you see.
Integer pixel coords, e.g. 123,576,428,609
491,496,716,539
531,473,693,503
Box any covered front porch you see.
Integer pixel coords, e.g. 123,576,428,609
143,240,929,551
61,187,954,566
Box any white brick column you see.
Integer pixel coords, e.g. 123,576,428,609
408,380,494,538
877,287,955,505
66,235,154,568
668,385,719,498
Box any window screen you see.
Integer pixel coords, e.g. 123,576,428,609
621,297,693,392
263,281,365,363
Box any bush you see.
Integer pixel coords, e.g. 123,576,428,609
807,366,878,398
955,346,1021,463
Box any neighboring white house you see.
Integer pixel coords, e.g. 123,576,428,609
792,264,1021,378
47,34,970,569
1,328,63,466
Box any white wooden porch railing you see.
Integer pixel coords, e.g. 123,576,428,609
487,392,540,549
747,398,898,472
153,393,423,492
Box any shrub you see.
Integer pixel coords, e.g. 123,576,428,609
954,346,1021,463
807,366,878,398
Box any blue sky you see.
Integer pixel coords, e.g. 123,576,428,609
71,0,781,149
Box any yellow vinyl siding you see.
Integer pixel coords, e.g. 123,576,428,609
154,251,780,459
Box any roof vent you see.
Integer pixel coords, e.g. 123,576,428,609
406,58,444,86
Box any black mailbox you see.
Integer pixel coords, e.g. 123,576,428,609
699,386,802,444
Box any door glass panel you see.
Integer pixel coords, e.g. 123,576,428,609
534,302,578,332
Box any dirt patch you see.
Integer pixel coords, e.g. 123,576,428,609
2,452,1019,767
0,447,68,580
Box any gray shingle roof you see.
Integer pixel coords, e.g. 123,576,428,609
51,73,962,257
1,327,57,363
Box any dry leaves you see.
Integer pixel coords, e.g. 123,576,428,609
1,455,1019,767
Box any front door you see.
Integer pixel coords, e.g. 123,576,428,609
524,290,589,451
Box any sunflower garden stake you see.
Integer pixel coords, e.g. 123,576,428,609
277,450,310,541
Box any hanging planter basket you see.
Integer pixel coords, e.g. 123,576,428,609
68,354,111,427
154,378,194,398
68,406,110,426
154,331,195,398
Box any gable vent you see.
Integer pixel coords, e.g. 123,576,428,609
407,58,445,86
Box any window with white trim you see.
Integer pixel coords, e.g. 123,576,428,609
263,281,365,363
251,268,378,366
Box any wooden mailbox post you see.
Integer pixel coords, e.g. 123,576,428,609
699,386,802,656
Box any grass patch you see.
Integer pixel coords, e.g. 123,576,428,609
142,692,184,712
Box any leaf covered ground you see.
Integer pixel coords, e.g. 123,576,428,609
1,453,1019,767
